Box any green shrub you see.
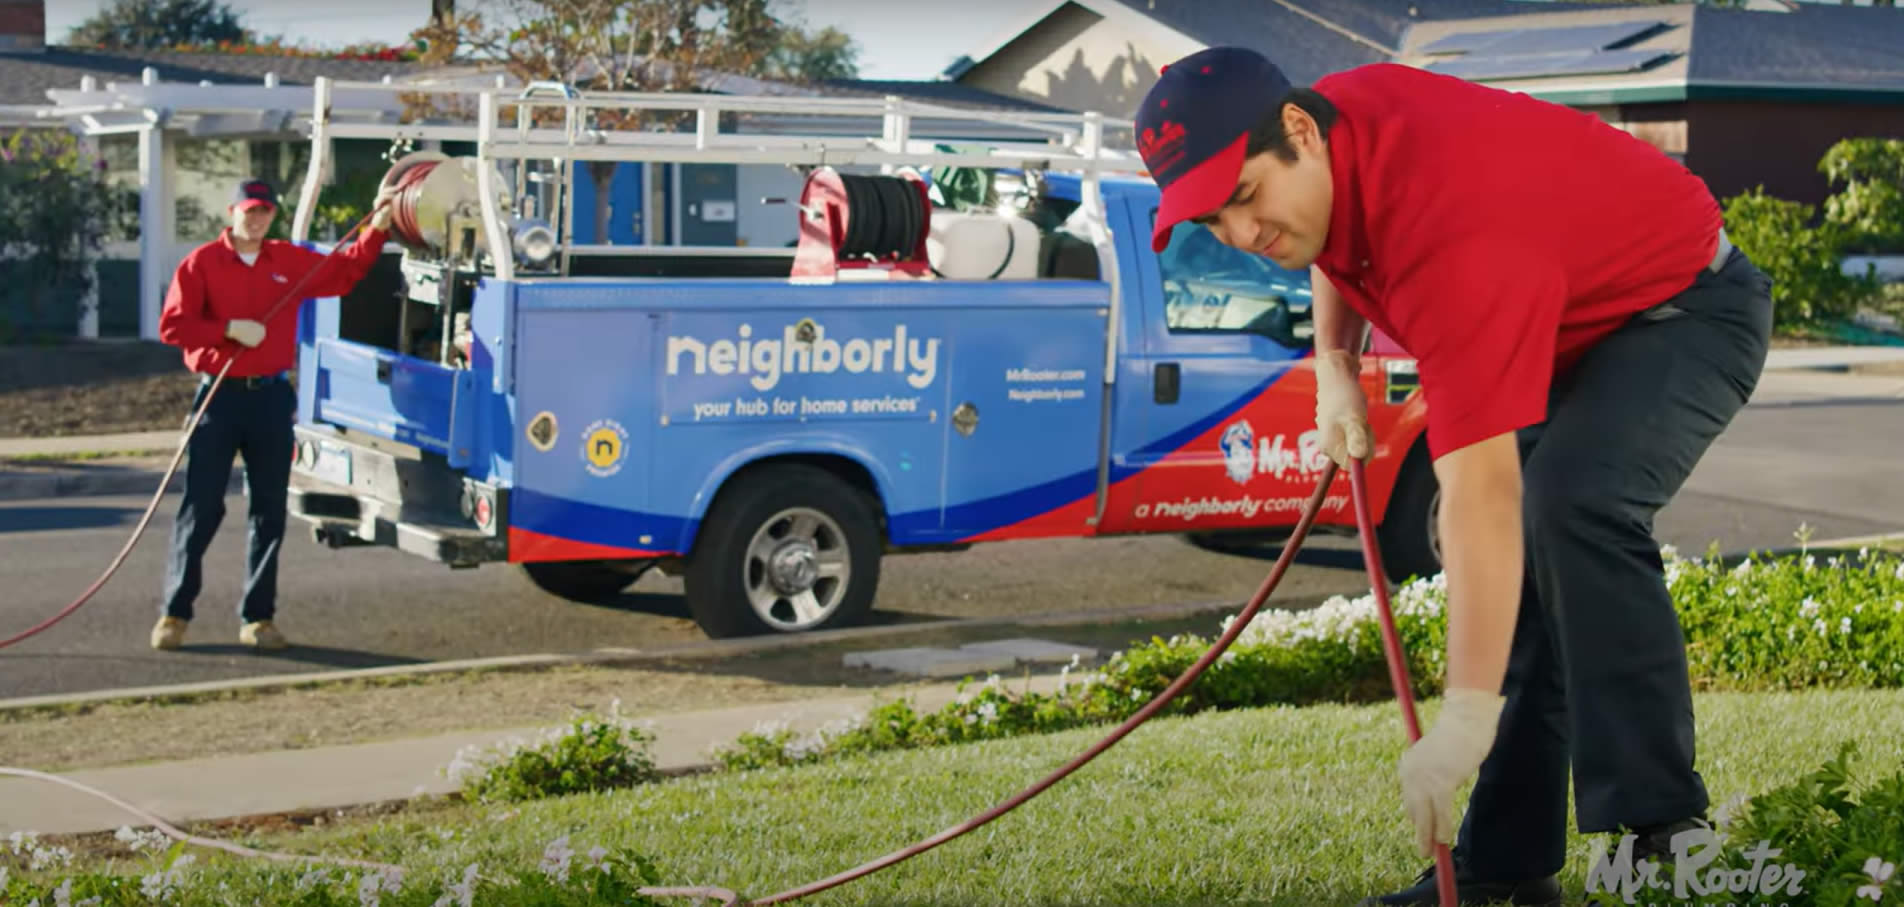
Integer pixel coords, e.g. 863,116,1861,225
1722,187,1884,329
717,545,1904,772
2,832,670,906
1673,545,1904,690
0,128,122,341
445,702,660,803
1820,137,1904,255
1711,741,1904,907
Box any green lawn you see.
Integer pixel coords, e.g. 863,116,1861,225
66,687,1904,907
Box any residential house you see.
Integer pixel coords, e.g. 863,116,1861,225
951,0,1904,211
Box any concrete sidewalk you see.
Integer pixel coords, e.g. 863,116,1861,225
0,672,1073,837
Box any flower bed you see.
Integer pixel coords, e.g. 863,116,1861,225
715,546,1904,771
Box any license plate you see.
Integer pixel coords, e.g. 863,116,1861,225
311,440,353,487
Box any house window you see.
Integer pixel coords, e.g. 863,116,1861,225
1153,211,1314,348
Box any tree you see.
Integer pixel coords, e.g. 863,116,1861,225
1819,138,1904,254
759,22,860,82
0,130,119,342
408,0,854,243
66,0,253,50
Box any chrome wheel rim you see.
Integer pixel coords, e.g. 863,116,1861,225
743,507,850,631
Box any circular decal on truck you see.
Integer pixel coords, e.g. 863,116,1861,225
526,411,558,452
583,418,628,477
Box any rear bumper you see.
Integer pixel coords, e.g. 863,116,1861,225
288,425,508,568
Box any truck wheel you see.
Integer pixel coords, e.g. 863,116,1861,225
684,465,881,638
521,560,652,604
1376,450,1443,585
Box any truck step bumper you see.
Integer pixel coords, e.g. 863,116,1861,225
291,487,505,568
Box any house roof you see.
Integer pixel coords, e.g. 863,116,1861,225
1393,2,1904,104
1688,3,1904,94
0,46,423,106
958,0,1904,107
814,78,1072,113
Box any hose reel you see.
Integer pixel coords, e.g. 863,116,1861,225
791,168,933,280
376,150,543,268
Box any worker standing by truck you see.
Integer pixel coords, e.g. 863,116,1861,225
151,178,394,652
1134,47,1773,905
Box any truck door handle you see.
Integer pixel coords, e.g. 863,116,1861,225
1154,362,1180,404
376,359,392,385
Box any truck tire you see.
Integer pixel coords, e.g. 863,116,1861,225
684,464,882,638
521,560,652,604
1376,449,1443,585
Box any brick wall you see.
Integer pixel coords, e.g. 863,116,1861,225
0,0,43,52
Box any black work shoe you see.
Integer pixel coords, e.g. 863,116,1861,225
1358,861,1563,907
1628,815,1714,868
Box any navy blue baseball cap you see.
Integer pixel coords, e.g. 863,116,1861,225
232,178,279,212
1135,46,1294,252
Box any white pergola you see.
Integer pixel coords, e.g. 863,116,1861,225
25,68,506,340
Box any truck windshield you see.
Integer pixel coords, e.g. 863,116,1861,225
1153,212,1314,346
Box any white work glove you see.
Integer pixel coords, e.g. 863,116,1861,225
225,319,266,348
1314,349,1372,467
1398,687,1506,857
369,181,398,232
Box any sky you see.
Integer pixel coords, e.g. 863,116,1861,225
41,0,1031,80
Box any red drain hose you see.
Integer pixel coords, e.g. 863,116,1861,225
0,206,385,651
670,459,1456,907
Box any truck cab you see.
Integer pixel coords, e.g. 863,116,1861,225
283,79,1441,639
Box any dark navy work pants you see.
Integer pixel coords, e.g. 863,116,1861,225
160,374,296,624
1456,248,1774,881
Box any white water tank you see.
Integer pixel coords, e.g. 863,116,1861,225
926,209,1041,280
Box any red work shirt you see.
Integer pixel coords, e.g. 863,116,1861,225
1310,63,1723,460
158,226,389,378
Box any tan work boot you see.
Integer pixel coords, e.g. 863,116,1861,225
150,617,188,650
239,620,288,650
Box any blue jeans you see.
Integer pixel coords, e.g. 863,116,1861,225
160,375,295,624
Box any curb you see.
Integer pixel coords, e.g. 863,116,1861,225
6,533,1899,714
0,463,242,502
0,595,1258,714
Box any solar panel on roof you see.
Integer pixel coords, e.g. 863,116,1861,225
1416,20,1667,58
1417,30,1514,56
1535,48,1678,78
1422,48,1676,81
1479,21,1667,56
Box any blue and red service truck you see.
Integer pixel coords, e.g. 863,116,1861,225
283,82,1440,638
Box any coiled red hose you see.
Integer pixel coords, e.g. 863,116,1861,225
381,159,440,249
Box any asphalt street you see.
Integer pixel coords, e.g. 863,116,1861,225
1,372,1898,700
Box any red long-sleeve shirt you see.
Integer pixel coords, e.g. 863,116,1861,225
159,226,390,377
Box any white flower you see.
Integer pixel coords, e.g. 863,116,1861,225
977,701,998,725
584,845,610,873
1801,598,1822,619
540,835,574,882
1712,793,1749,830
1842,617,1854,635
1660,544,1680,561
431,863,481,907
1859,855,1896,901
1815,618,1829,635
